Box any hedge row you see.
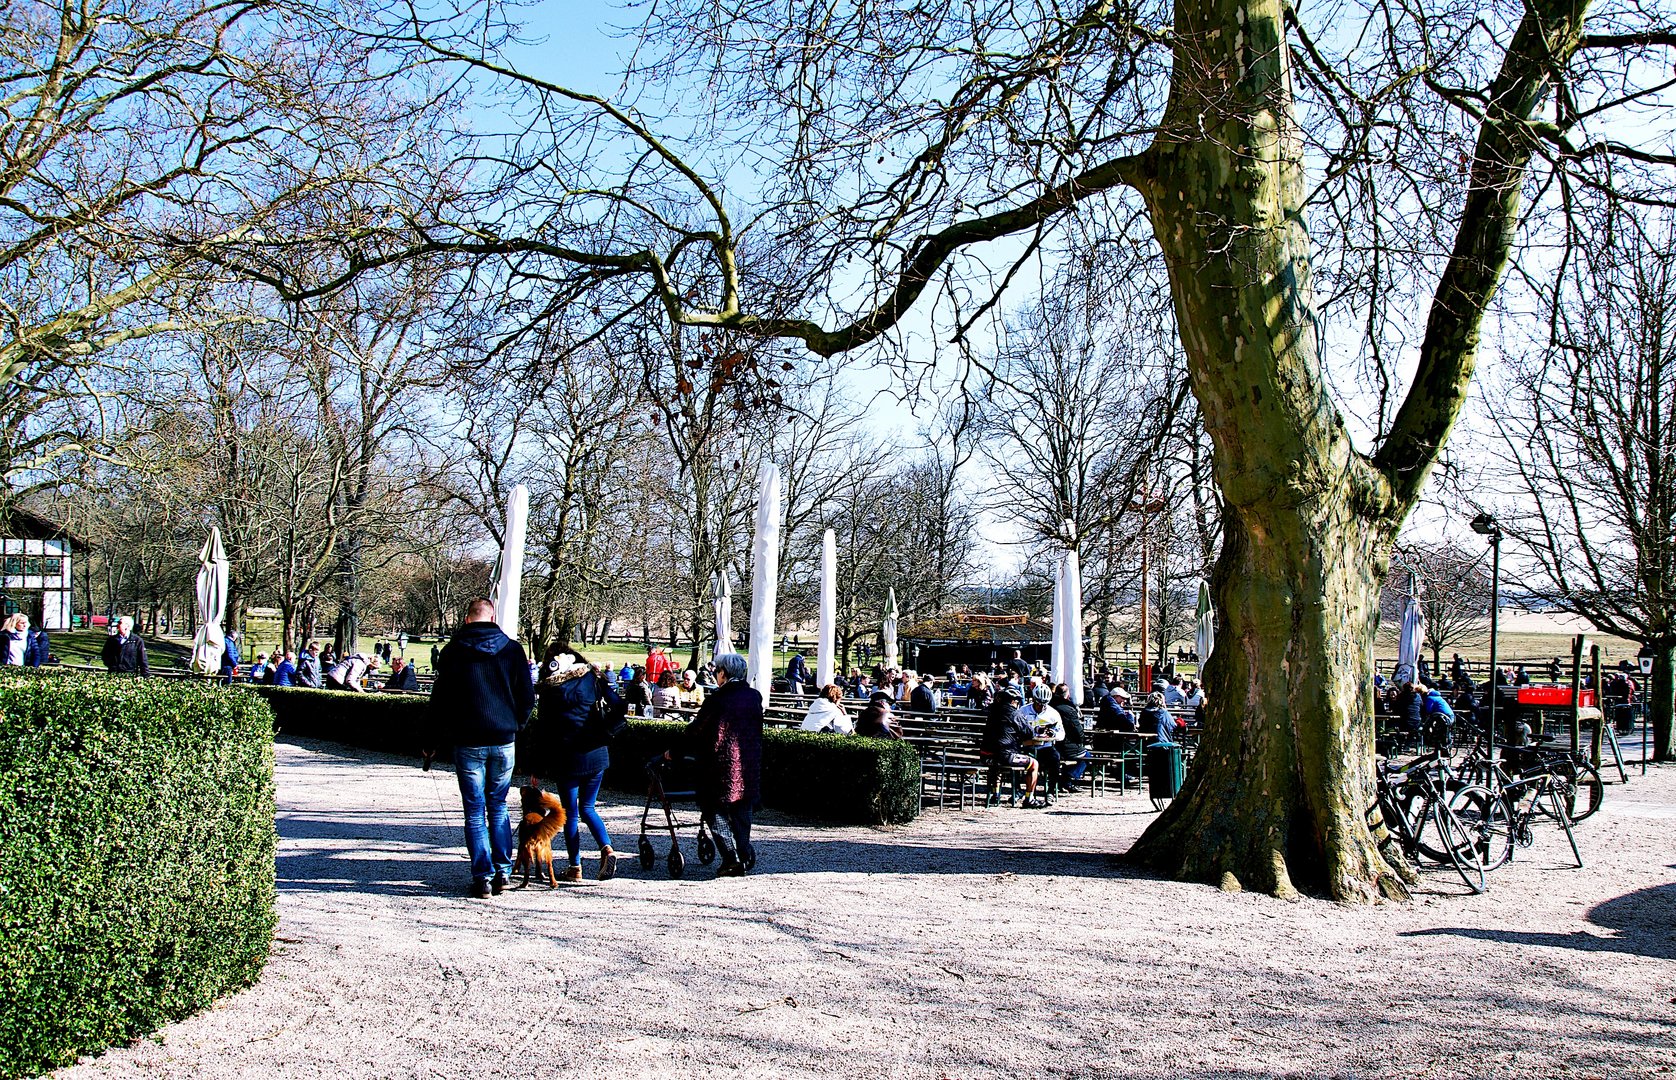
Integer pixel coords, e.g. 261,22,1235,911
257,686,920,825
0,672,277,1080
601,720,922,826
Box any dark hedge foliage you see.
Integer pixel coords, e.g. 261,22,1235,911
603,721,922,826
259,688,920,825
0,673,277,1079
256,684,430,754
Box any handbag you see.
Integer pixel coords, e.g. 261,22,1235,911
592,673,630,739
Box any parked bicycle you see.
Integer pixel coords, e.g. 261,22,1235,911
1449,747,1584,871
1374,751,1487,894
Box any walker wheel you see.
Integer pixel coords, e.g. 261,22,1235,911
638,834,655,870
668,847,685,878
697,828,716,866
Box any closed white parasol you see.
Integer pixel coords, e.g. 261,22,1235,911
746,463,782,690
489,484,529,641
817,529,836,687
190,528,229,675
882,586,899,672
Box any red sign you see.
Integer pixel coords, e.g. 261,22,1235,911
1515,686,1596,708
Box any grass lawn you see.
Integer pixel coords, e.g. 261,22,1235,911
53,630,193,670
1370,628,1640,669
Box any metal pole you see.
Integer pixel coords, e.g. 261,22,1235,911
1590,643,1605,771
1139,529,1150,693
1487,530,1500,745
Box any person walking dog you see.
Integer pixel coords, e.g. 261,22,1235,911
527,643,624,882
424,598,534,899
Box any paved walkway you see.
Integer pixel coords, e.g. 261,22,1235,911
59,738,1676,1079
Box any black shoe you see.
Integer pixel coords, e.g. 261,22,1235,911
716,861,746,877
491,873,508,895
470,879,492,899
741,850,757,872
1062,784,1082,794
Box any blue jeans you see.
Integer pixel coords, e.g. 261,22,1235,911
454,743,516,882
557,771,613,866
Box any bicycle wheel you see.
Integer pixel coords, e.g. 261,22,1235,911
1562,760,1604,823
1543,778,1585,868
1431,799,1486,894
1389,786,1434,853
1446,784,1514,871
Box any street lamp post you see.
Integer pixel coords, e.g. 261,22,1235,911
1471,512,1502,742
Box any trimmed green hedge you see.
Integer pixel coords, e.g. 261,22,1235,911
0,672,277,1079
256,685,429,755
257,687,920,825
603,720,922,826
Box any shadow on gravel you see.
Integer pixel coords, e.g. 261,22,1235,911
1401,881,1676,959
643,834,1129,879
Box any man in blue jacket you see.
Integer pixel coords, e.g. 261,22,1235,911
220,630,241,685
424,598,535,899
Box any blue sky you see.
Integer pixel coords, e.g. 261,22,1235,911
503,1,636,95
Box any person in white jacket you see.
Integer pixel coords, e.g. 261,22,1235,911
800,684,855,734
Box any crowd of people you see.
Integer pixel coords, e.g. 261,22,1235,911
1376,650,1646,750
779,647,1204,809
214,632,427,693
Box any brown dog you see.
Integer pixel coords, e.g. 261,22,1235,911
512,785,568,888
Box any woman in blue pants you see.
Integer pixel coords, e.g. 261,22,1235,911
526,644,621,881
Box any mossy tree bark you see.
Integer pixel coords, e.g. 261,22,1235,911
1121,0,1593,899
1650,643,1675,763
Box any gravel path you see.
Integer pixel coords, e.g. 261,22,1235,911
58,738,1676,1079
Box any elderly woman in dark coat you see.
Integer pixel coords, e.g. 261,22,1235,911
665,651,762,876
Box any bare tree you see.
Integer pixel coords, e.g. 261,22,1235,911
0,0,452,490
1387,541,1493,672
1489,214,1676,760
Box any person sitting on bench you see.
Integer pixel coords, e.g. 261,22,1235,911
855,690,902,739
1051,684,1091,794
981,685,1044,807
801,684,855,734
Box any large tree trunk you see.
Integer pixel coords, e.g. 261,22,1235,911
1128,505,1406,899
1123,0,1407,900
1651,641,1675,763
1114,0,1589,901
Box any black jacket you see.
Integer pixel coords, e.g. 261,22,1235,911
983,703,1034,755
1055,702,1085,755
383,664,419,692
528,666,621,779
102,633,150,676
908,683,938,715
427,622,533,748
1396,686,1424,734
